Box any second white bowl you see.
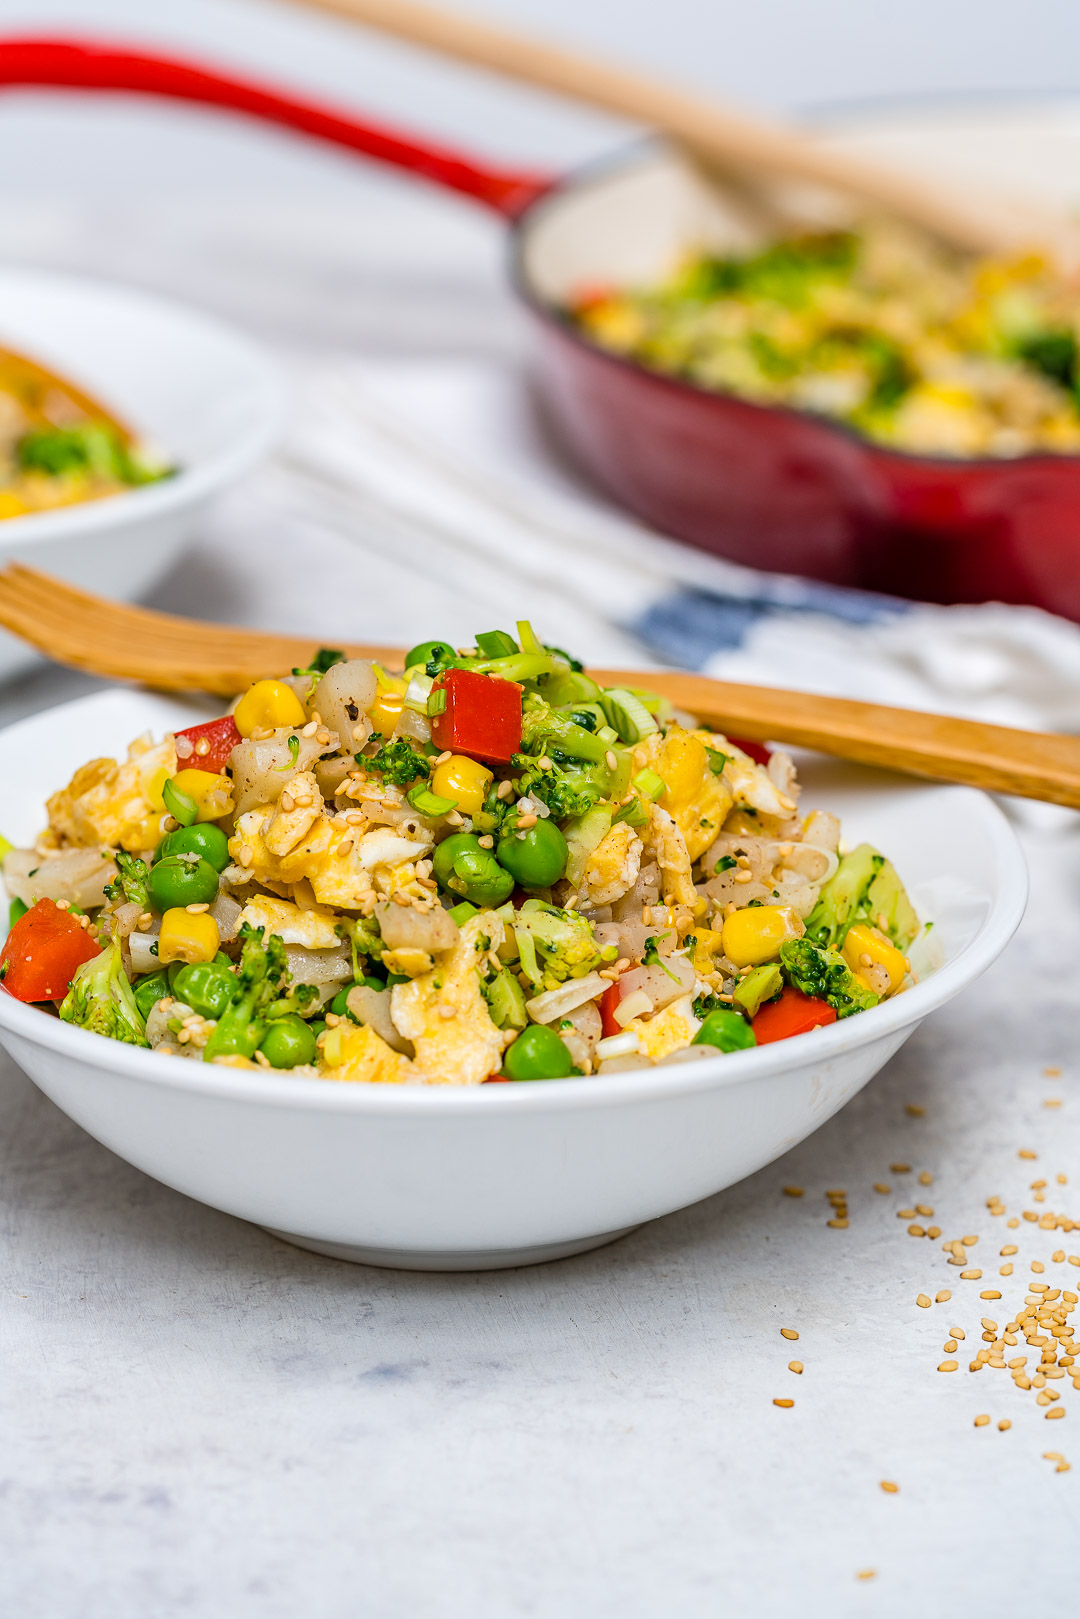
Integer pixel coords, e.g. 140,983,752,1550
0,267,283,678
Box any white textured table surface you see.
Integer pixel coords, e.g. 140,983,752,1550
1,198,1078,1619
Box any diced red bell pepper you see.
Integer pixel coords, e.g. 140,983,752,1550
174,714,242,774
1,898,101,1002
728,736,772,767
752,986,837,1045
430,668,522,767
600,981,622,1039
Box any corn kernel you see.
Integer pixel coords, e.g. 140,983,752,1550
171,768,235,823
158,907,220,966
841,923,907,997
431,754,492,815
721,905,802,968
368,687,405,741
146,765,172,812
233,679,306,738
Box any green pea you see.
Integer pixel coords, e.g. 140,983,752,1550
433,832,515,909
133,968,170,1020
259,1015,318,1069
502,1023,575,1081
404,639,456,674
146,853,219,913
171,959,236,1020
692,1007,756,1053
496,819,568,889
155,822,231,872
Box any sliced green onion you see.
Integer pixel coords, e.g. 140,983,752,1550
706,747,730,776
596,724,620,747
600,688,659,744
427,688,447,718
8,896,28,931
162,777,198,826
516,620,545,656
475,630,519,659
613,798,648,828
404,672,433,714
633,768,667,801
406,782,458,817
447,900,480,926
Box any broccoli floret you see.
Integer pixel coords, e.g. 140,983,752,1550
519,694,610,765
1015,328,1077,390
511,900,608,992
365,737,430,788
16,423,166,487
103,850,150,909
806,844,919,951
203,924,293,1061
292,648,345,678
59,938,150,1047
512,754,607,822
779,938,878,1018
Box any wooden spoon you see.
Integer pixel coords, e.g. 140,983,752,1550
285,0,1067,258
1,563,1077,806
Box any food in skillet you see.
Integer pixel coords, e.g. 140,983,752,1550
0,626,924,1082
570,224,1080,458
0,344,170,518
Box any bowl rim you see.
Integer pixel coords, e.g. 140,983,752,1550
0,690,1028,1117
508,136,1080,477
0,266,284,545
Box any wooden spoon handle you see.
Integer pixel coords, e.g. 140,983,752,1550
603,668,1080,809
289,0,1056,255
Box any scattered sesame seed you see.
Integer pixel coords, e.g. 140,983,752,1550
605,750,618,771
951,1327,966,1339
918,1171,933,1186
1046,1407,1066,1419
916,1295,931,1309
1044,1066,1062,1077
908,1225,926,1238
1044,1099,1063,1108
1001,1264,1014,1276
827,1218,849,1229
938,1361,958,1373
773,1398,794,1408
788,1361,803,1374
974,1414,990,1427
1019,1149,1038,1160
874,1182,891,1194
782,1186,804,1197
855,1571,876,1582
780,1328,799,1340
960,1270,982,1281
906,1104,925,1117
936,1290,951,1304
879,1480,899,1493
891,1163,911,1174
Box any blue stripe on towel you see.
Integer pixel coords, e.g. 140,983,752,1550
632,582,909,669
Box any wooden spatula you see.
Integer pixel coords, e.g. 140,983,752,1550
0,563,1077,807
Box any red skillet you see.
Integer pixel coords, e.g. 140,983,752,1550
8,36,1080,620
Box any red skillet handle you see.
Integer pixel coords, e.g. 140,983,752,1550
0,35,551,217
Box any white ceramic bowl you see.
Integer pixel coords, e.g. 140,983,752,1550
0,689,1026,1270
0,268,282,679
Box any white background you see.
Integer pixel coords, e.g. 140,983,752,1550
0,0,1077,196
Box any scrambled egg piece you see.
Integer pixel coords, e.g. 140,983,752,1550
390,914,509,1086
582,821,642,906
319,1022,412,1085
230,780,433,910
638,726,733,862
237,894,340,950
691,928,727,985
623,993,700,1061
47,733,176,852
714,737,796,821
642,802,697,909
